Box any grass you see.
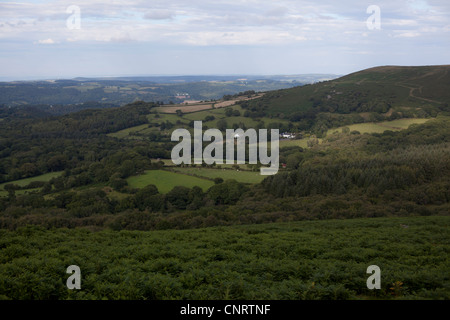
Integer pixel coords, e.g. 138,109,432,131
148,113,184,123
170,167,266,184
0,172,63,189
153,94,264,114
326,118,431,136
108,104,293,140
0,171,63,197
104,189,130,201
107,124,151,139
127,170,214,193
280,138,311,149
154,103,214,114
181,105,291,129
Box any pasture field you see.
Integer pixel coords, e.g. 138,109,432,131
153,159,269,171
108,104,292,140
148,113,183,123
0,215,448,300
151,159,175,166
169,167,266,184
0,172,63,197
180,105,291,129
326,118,430,136
153,94,265,114
107,124,153,139
127,170,214,193
181,105,240,121
153,103,214,114
279,138,311,149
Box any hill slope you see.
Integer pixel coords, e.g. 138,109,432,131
243,65,450,132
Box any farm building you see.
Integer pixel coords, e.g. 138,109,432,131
280,132,295,139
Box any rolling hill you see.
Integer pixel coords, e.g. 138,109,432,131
243,65,450,132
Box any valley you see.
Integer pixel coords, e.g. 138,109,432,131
0,65,449,301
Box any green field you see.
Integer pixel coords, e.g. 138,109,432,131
107,124,152,139
326,118,431,136
107,104,293,140
0,172,63,197
0,215,448,300
127,170,214,193
170,167,266,184
280,138,313,149
183,105,291,129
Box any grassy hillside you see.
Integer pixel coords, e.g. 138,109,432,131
0,172,63,197
244,65,450,131
326,118,430,136
127,170,215,193
170,167,266,184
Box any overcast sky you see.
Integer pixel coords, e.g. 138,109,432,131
0,0,449,80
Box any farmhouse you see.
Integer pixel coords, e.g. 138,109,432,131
280,132,295,139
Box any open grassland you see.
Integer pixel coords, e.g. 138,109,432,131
127,170,214,193
0,172,63,189
169,167,266,184
0,215,448,300
0,172,63,197
107,124,153,139
154,103,214,114
280,138,311,149
326,118,431,136
148,113,182,123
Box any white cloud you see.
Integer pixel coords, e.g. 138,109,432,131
0,0,446,46
37,38,57,44
144,9,175,20
180,30,308,46
394,31,421,37
0,0,449,78
385,19,419,26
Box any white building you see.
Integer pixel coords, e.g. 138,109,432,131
280,133,295,139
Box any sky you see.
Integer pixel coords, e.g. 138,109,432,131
0,0,449,80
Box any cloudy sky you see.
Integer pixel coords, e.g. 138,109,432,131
0,0,449,80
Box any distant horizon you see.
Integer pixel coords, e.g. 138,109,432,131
0,73,342,82
2,63,450,82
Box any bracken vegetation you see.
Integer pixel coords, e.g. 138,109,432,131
0,216,448,300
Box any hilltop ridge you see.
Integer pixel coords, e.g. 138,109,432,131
242,65,450,134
